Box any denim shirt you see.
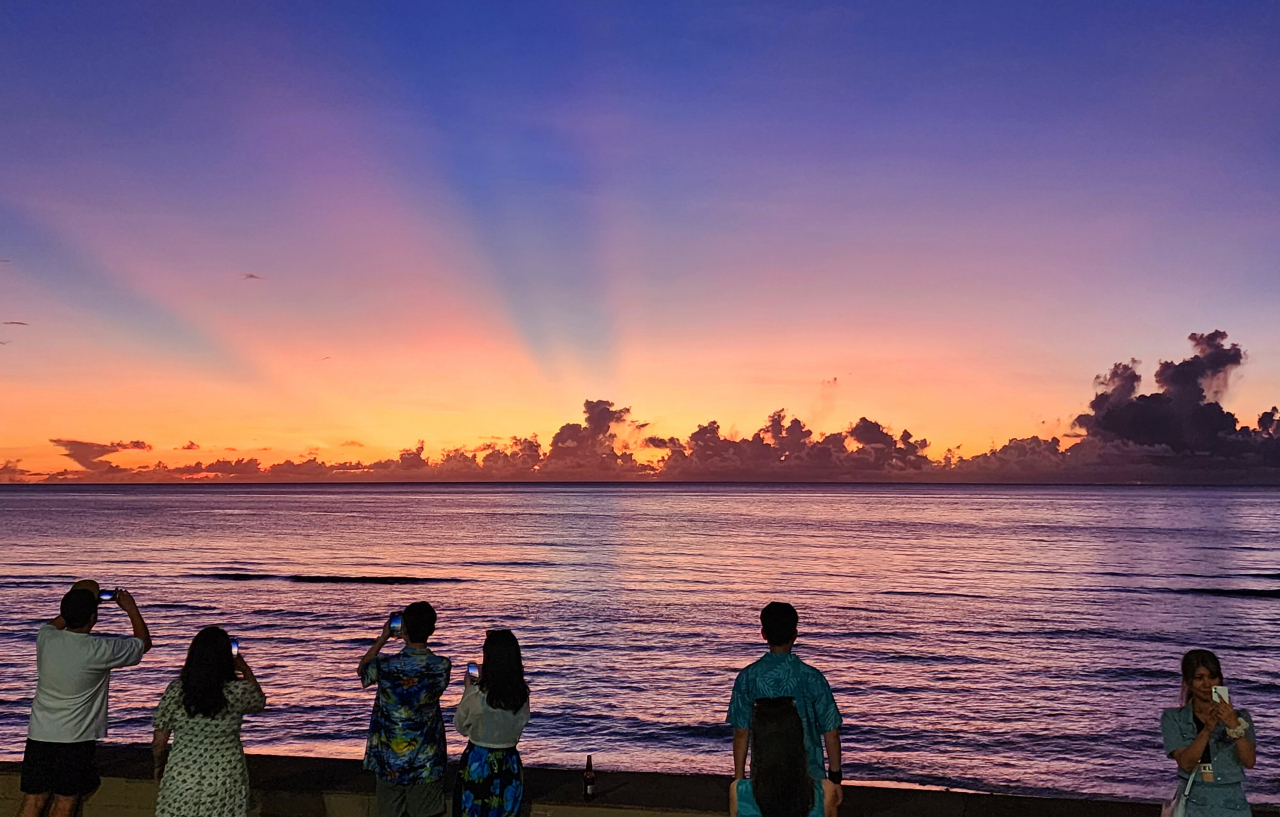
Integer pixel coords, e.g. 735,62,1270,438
1161,703,1256,785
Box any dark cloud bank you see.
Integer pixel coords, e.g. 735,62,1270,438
4,331,1279,485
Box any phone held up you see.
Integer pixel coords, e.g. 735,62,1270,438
230,638,240,658
98,588,118,602
1212,685,1231,705
467,662,480,682
388,612,403,638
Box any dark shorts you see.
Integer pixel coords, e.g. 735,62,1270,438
20,739,100,798
376,777,446,817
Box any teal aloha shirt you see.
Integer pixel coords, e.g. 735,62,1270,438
727,651,842,777
360,646,452,784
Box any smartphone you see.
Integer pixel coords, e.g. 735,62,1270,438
1212,685,1230,705
388,612,403,637
467,662,480,681
98,589,117,602
230,638,240,658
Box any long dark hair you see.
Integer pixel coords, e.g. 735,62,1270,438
751,698,814,817
479,629,529,713
181,626,236,717
1180,649,1224,706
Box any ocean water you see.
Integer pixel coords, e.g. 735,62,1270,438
1,484,1277,804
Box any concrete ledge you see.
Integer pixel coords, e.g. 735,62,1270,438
3,745,1276,817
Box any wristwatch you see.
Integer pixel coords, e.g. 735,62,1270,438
827,769,843,784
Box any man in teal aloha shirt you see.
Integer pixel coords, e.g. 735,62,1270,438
359,602,452,817
728,602,843,792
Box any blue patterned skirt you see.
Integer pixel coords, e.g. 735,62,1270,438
456,743,524,817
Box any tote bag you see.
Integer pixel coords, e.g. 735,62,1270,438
1162,774,1195,817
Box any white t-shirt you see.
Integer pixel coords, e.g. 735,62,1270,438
27,623,146,743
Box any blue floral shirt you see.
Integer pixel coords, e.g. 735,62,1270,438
360,646,452,784
727,651,842,777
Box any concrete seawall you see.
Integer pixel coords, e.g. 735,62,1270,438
2,746,1276,817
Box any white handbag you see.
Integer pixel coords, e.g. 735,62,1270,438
1161,774,1194,817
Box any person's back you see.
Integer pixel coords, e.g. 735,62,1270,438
728,603,842,786
21,584,151,817
29,624,145,743
366,647,452,775
159,677,264,742
359,601,452,817
454,629,531,817
729,698,834,817
152,627,267,817
455,685,530,749
731,653,836,764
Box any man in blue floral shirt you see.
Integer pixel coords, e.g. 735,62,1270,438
359,602,452,817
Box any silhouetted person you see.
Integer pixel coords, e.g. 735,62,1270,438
359,602,452,817
728,603,842,805
454,629,531,817
19,581,151,817
1161,649,1257,816
730,698,838,817
152,627,266,817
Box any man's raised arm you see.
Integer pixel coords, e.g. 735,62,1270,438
117,589,152,652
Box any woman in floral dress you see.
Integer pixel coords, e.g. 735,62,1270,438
454,629,531,817
152,627,267,817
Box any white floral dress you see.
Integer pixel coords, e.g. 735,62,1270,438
153,678,267,817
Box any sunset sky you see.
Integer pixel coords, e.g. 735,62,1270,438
2,2,1278,475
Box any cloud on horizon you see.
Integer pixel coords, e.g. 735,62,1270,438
0,460,33,483
48,438,152,472
956,331,1279,482
13,331,1280,486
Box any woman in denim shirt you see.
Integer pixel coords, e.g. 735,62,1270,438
1161,650,1257,816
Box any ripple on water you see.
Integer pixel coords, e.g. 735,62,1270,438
1,484,1278,805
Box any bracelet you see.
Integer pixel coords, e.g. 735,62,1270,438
1226,720,1250,740
827,769,843,784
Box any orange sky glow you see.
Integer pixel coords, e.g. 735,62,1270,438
2,5,1279,481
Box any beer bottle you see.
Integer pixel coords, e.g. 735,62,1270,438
583,754,597,801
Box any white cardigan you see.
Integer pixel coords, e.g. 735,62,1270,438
455,684,530,749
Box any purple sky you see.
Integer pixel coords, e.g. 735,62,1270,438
1,2,1278,476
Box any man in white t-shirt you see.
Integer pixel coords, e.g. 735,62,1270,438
19,580,152,817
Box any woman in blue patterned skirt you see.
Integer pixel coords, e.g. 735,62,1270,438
454,629,531,817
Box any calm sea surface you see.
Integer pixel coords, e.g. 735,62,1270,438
1,484,1278,803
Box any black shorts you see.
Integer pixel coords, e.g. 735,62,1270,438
20,739,100,797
